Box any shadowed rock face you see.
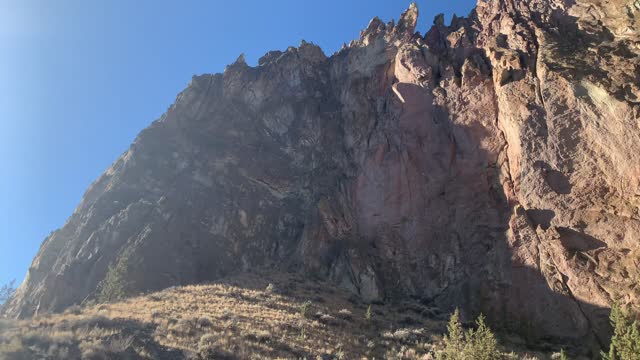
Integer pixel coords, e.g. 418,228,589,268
6,0,640,351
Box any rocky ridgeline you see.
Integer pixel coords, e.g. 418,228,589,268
5,0,640,352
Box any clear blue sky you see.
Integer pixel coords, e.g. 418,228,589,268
0,0,476,287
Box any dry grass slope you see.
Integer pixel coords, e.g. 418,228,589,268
0,272,562,359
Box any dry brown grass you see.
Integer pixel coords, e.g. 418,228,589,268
0,272,554,359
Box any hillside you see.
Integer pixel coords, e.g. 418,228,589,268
1,272,562,359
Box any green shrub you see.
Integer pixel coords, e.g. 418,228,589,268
602,303,640,360
299,300,312,318
440,309,465,358
265,283,275,293
1,280,16,303
0,280,16,312
437,309,503,360
97,248,133,303
365,305,373,322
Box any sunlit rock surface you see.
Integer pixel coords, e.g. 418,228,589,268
6,0,639,350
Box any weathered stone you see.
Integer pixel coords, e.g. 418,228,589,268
5,1,639,353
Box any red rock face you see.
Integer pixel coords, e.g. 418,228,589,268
5,0,639,351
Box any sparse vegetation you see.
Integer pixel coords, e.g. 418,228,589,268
197,333,217,353
96,248,133,303
437,309,503,360
299,300,312,318
556,349,570,360
265,283,275,293
0,280,16,307
337,308,352,320
196,315,212,328
602,303,640,360
0,272,570,359
365,304,373,322
0,280,16,316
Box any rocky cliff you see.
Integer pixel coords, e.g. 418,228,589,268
5,0,640,350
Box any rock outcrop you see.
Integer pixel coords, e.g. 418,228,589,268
5,0,639,352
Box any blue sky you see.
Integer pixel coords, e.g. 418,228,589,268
0,0,476,288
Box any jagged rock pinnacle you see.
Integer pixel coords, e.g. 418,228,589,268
360,16,386,42
225,53,247,71
396,3,419,37
234,53,247,65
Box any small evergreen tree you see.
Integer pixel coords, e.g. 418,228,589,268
440,309,465,359
602,303,640,360
438,309,503,360
97,249,133,303
0,280,16,303
468,314,501,360
0,280,16,314
558,349,570,360
298,300,312,317
365,305,373,322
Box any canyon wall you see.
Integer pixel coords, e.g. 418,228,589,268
6,0,640,349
